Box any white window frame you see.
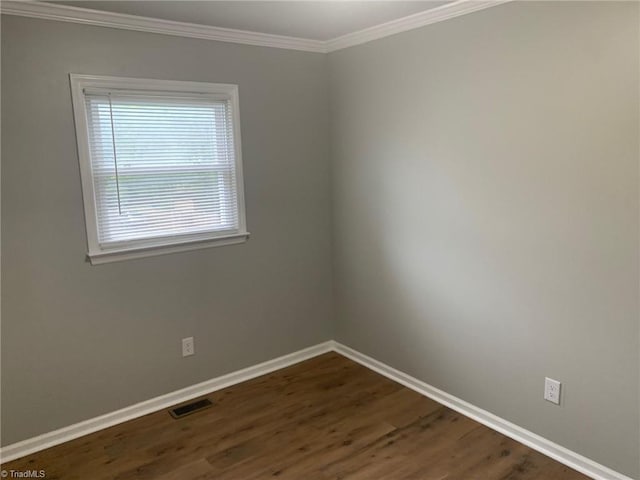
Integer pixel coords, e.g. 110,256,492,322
70,74,249,265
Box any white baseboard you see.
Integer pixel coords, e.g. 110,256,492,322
0,341,334,464
1,339,635,480
332,341,635,480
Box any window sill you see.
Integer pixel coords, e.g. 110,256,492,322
87,232,250,265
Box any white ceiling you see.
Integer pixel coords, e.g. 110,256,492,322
50,1,452,41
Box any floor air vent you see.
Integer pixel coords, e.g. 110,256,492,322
169,398,213,419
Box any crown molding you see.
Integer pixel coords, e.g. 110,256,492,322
0,0,327,53
325,0,513,52
1,0,513,54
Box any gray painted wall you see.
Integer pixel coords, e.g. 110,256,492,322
329,2,639,477
3,2,639,478
1,15,333,445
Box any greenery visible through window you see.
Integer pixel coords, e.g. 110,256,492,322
71,75,248,264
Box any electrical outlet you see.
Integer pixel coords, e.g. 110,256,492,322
182,337,195,357
544,377,561,405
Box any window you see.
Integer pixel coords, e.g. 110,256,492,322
70,75,248,264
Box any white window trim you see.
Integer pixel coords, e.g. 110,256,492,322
69,74,249,265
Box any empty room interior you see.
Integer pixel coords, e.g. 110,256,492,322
1,0,639,479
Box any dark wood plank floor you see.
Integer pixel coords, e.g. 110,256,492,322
2,352,589,479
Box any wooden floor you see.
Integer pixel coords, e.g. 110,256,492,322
3,353,589,480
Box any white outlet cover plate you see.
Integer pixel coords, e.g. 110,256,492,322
182,337,195,357
544,377,561,405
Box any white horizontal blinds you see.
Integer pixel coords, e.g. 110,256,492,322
84,92,239,247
